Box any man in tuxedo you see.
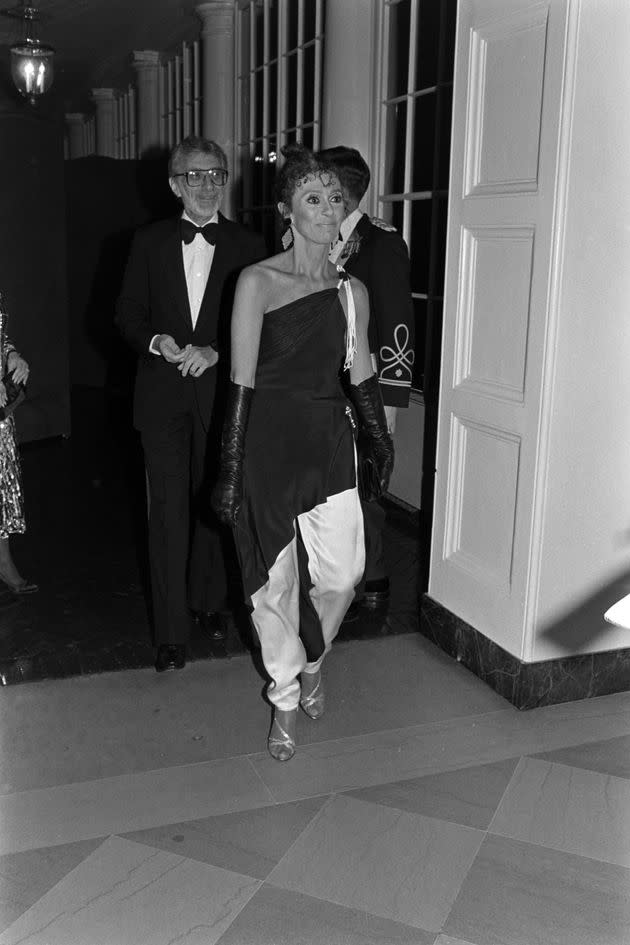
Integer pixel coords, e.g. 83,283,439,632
319,146,415,615
116,136,265,671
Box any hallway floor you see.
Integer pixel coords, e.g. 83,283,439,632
1,390,629,942
1,642,630,944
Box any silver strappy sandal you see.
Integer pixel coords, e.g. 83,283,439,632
300,671,325,720
268,711,297,761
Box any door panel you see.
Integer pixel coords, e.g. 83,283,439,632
429,0,568,657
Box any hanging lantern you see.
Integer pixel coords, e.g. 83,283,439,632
2,3,55,104
10,39,55,103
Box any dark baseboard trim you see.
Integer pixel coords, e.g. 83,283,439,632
420,594,630,710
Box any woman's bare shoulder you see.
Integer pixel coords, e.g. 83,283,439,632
239,253,292,287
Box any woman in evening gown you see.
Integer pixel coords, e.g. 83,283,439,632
212,145,393,760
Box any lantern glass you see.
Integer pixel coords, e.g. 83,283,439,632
10,41,55,102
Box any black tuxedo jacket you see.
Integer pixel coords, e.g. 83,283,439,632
116,212,266,430
343,214,415,408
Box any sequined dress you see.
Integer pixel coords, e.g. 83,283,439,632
233,283,356,605
0,294,25,539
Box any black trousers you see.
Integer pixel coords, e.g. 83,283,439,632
141,388,228,646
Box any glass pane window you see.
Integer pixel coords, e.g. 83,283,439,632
255,4,265,67
235,0,326,251
412,94,436,191
383,100,407,195
268,0,279,61
268,60,278,120
303,43,316,125
415,1,440,89
304,0,318,40
254,69,264,138
287,1,299,49
387,0,411,98
378,0,456,392
389,200,405,234
287,51,298,130
410,199,431,294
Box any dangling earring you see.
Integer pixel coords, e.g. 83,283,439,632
281,219,294,250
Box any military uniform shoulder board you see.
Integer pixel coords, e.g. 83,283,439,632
370,216,397,232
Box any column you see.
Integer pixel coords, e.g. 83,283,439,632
132,50,161,157
65,113,85,160
196,0,235,216
91,88,117,158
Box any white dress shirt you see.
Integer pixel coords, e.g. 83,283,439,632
149,211,218,355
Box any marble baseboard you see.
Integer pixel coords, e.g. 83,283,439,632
420,595,630,710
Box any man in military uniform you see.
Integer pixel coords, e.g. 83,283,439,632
320,145,415,615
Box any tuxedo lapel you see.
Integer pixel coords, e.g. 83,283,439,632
160,219,193,329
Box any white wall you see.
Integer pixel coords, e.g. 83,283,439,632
534,0,630,658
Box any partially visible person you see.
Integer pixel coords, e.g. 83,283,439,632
212,144,394,761
0,292,37,595
116,135,265,672
318,145,415,614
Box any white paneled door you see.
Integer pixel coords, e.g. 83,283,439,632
429,0,571,658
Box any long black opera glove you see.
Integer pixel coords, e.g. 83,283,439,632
211,382,253,526
348,374,395,502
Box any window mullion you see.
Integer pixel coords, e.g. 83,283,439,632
313,0,324,148
263,0,270,154
277,0,287,149
402,0,419,246
378,1,392,217
249,3,256,143
296,0,304,138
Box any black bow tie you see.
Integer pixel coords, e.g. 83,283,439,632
180,220,219,245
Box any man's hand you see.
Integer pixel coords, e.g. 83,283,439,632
157,335,188,364
6,351,29,385
177,345,219,378
384,405,398,435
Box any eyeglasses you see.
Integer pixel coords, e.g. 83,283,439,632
173,168,228,187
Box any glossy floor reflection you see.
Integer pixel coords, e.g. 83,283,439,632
0,387,419,685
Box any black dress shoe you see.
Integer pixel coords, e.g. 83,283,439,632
362,577,390,610
155,644,186,672
197,611,228,642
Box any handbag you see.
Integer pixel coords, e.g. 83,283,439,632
0,370,26,421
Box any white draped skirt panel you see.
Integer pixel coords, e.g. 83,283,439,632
250,486,365,710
